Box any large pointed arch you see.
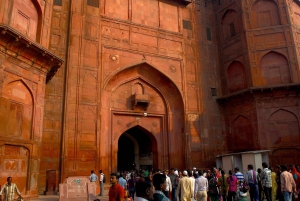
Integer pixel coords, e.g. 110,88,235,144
100,62,185,173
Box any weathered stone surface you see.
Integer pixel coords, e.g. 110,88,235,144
0,0,299,197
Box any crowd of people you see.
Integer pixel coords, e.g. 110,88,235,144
101,163,300,201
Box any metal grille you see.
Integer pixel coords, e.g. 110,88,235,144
183,20,192,30
54,0,62,6
87,0,99,7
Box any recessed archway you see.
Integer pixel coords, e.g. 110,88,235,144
118,126,157,171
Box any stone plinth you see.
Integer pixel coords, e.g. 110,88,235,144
59,177,97,201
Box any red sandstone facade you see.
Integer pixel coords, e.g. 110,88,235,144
0,0,299,198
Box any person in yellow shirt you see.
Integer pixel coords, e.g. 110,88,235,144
0,177,22,201
270,168,278,201
218,170,228,201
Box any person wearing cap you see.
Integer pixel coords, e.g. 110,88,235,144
177,170,193,201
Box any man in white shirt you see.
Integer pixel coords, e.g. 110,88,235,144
163,170,172,198
188,170,196,201
194,170,208,201
99,170,105,196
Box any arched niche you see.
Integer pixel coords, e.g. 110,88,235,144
251,0,281,28
268,109,300,146
9,0,42,42
291,2,300,27
221,9,238,40
227,61,247,93
0,80,33,139
260,51,291,85
231,115,254,151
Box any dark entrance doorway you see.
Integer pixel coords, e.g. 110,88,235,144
118,126,154,171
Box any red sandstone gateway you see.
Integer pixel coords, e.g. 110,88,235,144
0,0,299,199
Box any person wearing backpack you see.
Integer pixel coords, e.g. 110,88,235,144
99,170,106,196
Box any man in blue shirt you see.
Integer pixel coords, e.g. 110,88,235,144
118,173,127,189
89,170,98,182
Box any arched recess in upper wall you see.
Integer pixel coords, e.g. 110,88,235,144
221,9,239,40
268,109,300,147
0,80,34,140
291,2,300,27
251,0,281,29
8,0,42,42
260,51,291,85
227,61,247,93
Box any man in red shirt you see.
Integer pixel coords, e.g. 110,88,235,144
109,173,125,201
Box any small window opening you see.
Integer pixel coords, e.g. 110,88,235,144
230,23,236,37
211,88,217,96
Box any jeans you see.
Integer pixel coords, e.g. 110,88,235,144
100,181,104,196
263,186,272,201
227,191,237,201
209,194,219,201
249,183,259,201
129,188,135,200
172,187,177,201
283,191,291,201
